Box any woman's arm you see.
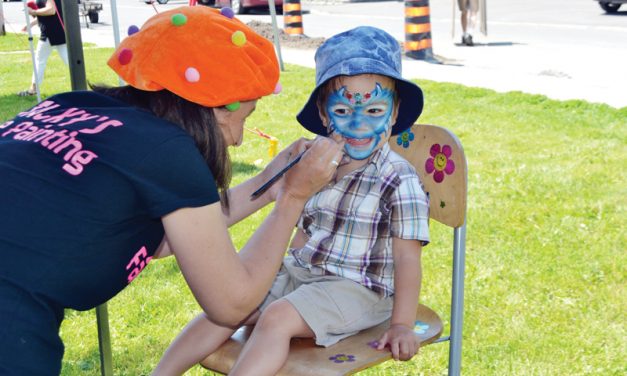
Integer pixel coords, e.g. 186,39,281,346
163,137,344,327
163,196,303,327
22,19,38,32
29,0,57,17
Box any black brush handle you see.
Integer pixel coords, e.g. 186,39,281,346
250,152,305,199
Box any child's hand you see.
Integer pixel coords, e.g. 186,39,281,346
376,324,420,361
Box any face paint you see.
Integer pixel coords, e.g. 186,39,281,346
326,83,394,160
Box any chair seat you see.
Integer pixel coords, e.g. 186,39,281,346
200,304,442,376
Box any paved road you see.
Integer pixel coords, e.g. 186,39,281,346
2,0,626,108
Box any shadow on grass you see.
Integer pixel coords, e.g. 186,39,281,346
0,93,40,122
62,347,101,373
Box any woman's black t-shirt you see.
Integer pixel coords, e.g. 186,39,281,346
36,0,66,46
0,91,220,310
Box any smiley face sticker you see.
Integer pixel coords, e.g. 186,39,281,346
425,143,455,183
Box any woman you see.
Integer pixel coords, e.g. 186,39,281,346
0,7,344,375
19,0,68,96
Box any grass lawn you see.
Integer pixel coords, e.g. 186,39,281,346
1,33,625,375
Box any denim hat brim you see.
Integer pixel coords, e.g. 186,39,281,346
297,26,424,136
297,72,424,136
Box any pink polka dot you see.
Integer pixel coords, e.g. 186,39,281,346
185,67,200,83
118,48,133,65
273,82,282,94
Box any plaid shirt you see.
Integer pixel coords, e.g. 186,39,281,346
290,143,430,297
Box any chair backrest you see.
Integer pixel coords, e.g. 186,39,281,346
390,124,467,228
392,123,468,375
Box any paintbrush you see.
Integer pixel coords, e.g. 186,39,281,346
251,128,339,200
250,151,305,199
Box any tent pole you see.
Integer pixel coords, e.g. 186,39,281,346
267,0,284,71
61,0,87,91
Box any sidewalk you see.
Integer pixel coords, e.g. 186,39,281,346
279,43,624,109
4,0,624,109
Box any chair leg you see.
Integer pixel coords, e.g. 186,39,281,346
448,223,467,376
96,303,114,376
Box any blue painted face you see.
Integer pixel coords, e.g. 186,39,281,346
326,82,395,160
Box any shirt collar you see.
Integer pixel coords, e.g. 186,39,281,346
362,142,390,175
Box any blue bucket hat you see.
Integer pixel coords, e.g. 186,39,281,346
296,26,424,136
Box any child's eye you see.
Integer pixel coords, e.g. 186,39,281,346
365,105,387,115
330,105,351,116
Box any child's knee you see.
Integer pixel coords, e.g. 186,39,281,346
256,299,314,339
257,301,286,328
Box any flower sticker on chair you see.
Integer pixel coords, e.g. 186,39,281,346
425,143,455,183
329,353,356,363
414,320,429,335
396,130,415,148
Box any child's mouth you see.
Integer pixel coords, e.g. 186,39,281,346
345,137,373,147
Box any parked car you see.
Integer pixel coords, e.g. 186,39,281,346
595,0,627,13
146,0,283,15
212,0,283,15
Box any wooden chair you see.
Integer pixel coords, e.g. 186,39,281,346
199,123,468,375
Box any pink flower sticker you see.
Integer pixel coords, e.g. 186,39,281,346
425,143,455,183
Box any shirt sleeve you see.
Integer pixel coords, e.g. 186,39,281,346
130,136,221,217
389,173,430,246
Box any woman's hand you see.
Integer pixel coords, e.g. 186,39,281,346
261,137,312,201
279,136,344,202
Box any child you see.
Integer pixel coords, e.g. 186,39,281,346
153,26,430,376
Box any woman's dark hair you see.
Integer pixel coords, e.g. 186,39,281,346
91,84,231,211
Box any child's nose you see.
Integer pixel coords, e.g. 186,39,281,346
348,113,366,130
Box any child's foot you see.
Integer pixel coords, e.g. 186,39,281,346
17,89,36,97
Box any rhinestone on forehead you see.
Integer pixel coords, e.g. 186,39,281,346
343,89,373,106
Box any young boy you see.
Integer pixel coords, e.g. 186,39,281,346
154,26,430,376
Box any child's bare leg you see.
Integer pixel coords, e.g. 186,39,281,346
229,299,313,376
153,311,259,375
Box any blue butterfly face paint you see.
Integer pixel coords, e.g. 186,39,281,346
326,82,394,160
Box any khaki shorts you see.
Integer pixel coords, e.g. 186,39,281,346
259,256,393,347
458,0,479,12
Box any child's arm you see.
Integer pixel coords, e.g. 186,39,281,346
376,237,422,361
289,228,309,249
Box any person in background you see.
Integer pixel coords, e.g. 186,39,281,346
19,0,68,96
458,0,479,46
154,26,430,376
0,7,344,374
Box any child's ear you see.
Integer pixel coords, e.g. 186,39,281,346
391,97,401,125
318,108,330,127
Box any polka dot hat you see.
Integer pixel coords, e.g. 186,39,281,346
107,6,280,108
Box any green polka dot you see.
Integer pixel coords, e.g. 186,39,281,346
171,14,187,26
225,102,240,111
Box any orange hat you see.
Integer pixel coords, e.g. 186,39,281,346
108,6,280,107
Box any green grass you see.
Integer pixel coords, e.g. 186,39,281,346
1,33,625,375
